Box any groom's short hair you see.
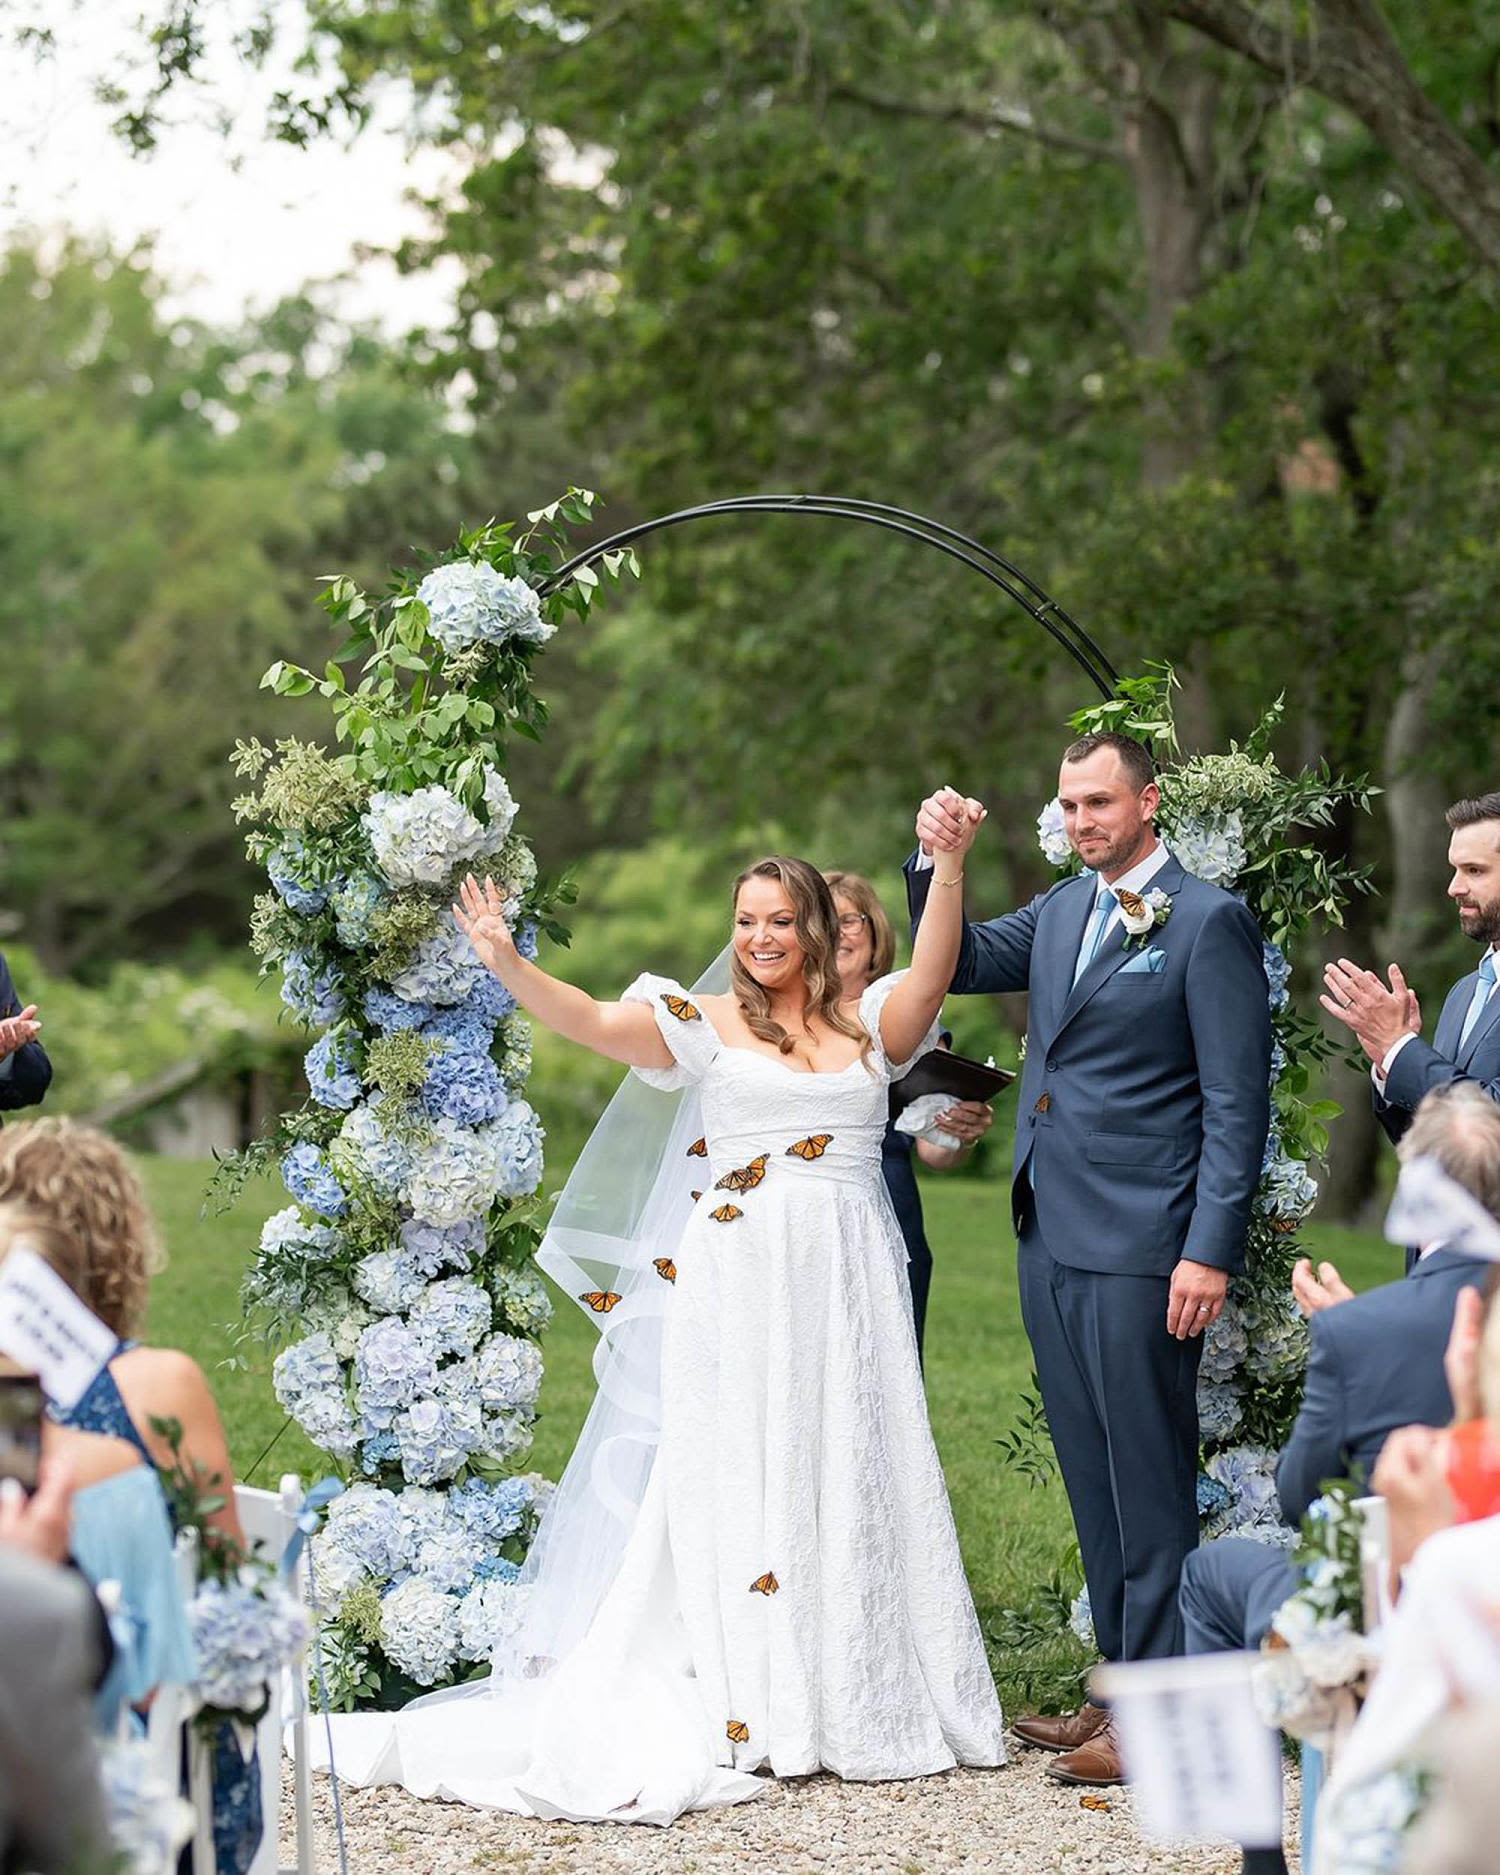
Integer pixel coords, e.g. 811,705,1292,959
1400,1084,1500,1221
1061,731,1155,793
1446,793,1500,837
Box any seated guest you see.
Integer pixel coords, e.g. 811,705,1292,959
826,870,993,1357
0,948,49,1120
0,1120,242,1550
0,1460,113,1874
1178,1083,1499,1875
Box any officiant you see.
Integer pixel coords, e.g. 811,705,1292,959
826,870,995,1356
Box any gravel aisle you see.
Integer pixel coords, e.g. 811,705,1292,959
281,1754,1301,1873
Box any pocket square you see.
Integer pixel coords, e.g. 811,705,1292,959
1119,946,1166,975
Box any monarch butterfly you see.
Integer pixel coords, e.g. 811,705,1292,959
1079,1794,1111,1813
686,1137,708,1158
653,1257,677,1284
1034,1092,1051,1113
748,1572,779,1596
715,1153,768,1193
690,1190,703,1203
662,994,701,1022
725,1720,750,1744
786,1135,833,1161
580,1290,621,1313
711,1203,743,1223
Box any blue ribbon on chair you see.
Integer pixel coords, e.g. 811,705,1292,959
278,1477,344,1582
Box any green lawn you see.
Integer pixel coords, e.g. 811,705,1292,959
139,1155,1394,1711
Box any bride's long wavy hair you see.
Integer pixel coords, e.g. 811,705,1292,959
730,856,871,1059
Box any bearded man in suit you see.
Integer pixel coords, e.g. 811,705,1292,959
909,732,1271,1786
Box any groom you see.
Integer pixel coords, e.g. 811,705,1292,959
908,732,1271,1785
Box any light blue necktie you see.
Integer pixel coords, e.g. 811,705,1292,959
1460,951,1497,1049
1073,886,1118,986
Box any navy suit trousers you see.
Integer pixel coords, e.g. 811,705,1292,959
1018,1206,1202,1662
1179,1537,1297,1655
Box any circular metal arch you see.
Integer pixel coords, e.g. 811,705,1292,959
539,493,1118,700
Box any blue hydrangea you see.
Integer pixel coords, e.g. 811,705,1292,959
305,1031,362,1110
401,1217,483,1278
395,1392,486,1485
416,560,553,654
423,1048,509,1125
472,1554,522,1584
363,785,500,889
330,873,386,948
1068,1585,1096,1652
473,1332,544,1412
272,1333,358,1456
335,1100,412,1199
516,922,540,962
422,1004,497,1055
449,1476,534,1546
1204,1444,1281,1533
485,1099,545,1199
390,927,484,1006
364,987,433,1033
188,1577,308,1713
352,1245,428,1315
406,1117,506,1226
354,1318,439,1429
1196,1472,1233,1517
413,1525,486,1593
1198,1301,1249,1386
1169,811,1247,888
321,1484,403,1577
1196,1375,1244,1444
492,1265,552,1337
1263,941,1291,1011
409,1277,493,1358
281,1143,348,1219
1258,1146,1319,1224
267,839,330,915
280,951,344,1027
1269,1036,1287,1084
358,1431,401,1474
463,969,518,1024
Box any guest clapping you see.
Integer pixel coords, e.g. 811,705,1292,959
0,948,49,1117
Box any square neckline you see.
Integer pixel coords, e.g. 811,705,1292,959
713,1043,870,1079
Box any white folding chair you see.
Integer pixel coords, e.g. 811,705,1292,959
156,1526,217,1875
234,1474,314,1875
1352,1493,1393,1634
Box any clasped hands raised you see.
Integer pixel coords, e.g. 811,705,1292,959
916,787,987,866
0,1003,40,1063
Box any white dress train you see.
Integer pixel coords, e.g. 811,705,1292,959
310,973,1006,1822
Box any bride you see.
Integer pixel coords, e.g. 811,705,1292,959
312,822,1006,1823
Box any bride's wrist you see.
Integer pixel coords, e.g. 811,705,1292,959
932,867,964,888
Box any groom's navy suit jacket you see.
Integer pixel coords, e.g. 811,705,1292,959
1374,961,1500,1146
906,852,1271,1277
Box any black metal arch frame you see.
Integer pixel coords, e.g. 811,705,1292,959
539,494,1118,701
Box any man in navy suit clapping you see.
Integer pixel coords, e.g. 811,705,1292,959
0,951,48,1121
909,732,1271,1786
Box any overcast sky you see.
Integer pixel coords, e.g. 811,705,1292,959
0,0,460,332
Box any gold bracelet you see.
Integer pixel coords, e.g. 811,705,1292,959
933,873,964,888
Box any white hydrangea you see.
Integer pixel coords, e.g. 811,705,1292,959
473,1331,544,1412
482,766,519,843
1168,810,1247,888
416,560,553,653
301,1296,374,1363
1036,797,1073,867
493,1265,553,1336
258,1206,339,1264
409,1277,493,1358
362,786,495,889
393,1487,450,1565
335,1100,412,1200
378,1576,460,1686
307,1536,369,1609
456,1579,529,1662
413,1526,485,1595
406,1116,506,1226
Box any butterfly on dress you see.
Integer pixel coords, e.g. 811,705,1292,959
710,1203,743,1223
661,994,701,1022
653,1257,677,1284
579,1290,621,1313
715,1153,768,1193
786,1135,833,1161
725,1720,750,1745
748,1572,779,1596
686,1137,708,1159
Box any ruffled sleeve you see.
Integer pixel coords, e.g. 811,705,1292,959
858,970,941,1084
621,974,723,1090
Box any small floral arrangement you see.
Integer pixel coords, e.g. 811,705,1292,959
226,491,637,1703
1251,1482,1373,1749
1116,885,1171,944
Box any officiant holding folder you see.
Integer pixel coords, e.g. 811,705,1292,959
826,871,1010,1357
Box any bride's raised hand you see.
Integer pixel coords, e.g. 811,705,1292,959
932,795,986,882
454,873,518,977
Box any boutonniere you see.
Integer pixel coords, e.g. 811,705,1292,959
1117,886,1172,947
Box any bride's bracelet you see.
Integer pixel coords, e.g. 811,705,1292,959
933,872,964,888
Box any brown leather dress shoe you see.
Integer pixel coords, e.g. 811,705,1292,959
1044,1714,1124,1787
1009,1702,1111,1753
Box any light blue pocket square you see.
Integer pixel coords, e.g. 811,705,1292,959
1119,946,1167,975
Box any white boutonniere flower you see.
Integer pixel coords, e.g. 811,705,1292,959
1116,886,1172,946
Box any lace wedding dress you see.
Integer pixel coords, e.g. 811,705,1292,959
311,972,1005,1823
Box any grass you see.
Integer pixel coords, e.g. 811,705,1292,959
138,1155,1394,1712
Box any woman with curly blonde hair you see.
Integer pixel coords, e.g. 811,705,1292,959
0,1118,242,1548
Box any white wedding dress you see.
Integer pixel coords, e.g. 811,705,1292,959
311,972,1005,1823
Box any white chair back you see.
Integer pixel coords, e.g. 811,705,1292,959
233,1475,314,1875
1352,1493,1393,1633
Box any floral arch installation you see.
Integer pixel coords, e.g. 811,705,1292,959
540,493,1119,702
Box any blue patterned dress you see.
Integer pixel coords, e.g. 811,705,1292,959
58,1356,263,1875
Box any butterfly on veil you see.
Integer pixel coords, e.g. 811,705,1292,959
715,1153,768,1193
653,1257,677,1283
579,1290,622,1313
661,994,701,1022
686,1137,708,1158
